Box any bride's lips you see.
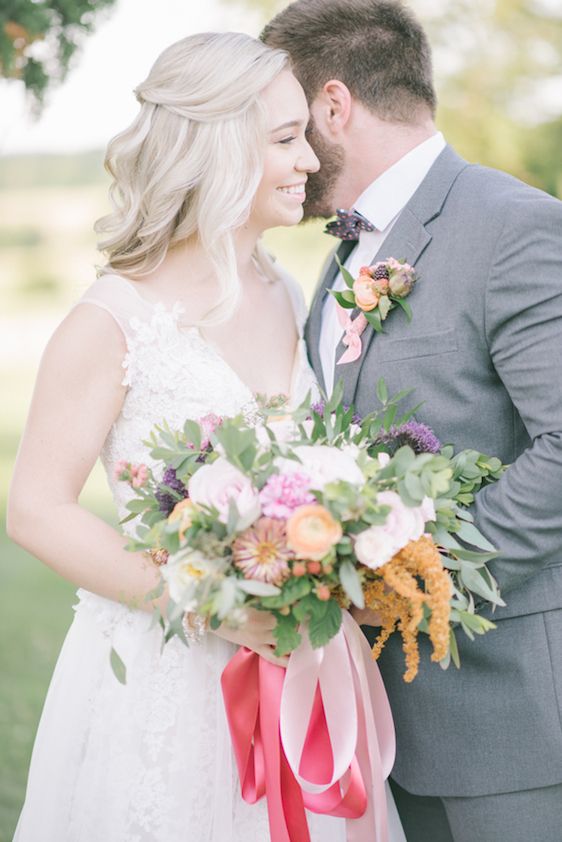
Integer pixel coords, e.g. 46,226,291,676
276,182,307,203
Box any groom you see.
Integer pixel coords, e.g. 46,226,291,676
263,1,562,840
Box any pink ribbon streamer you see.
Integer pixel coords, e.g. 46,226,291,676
221,612,396,842
336,305,369,365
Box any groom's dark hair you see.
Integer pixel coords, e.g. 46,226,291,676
261,0,437,121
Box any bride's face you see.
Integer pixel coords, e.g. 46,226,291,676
250,70,320,232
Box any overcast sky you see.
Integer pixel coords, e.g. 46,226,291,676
0,0,261,155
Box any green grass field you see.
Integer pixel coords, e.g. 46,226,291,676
0,160,333,838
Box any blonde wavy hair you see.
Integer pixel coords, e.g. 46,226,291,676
95,32,289,324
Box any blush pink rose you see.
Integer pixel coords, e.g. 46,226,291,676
188,458,261,530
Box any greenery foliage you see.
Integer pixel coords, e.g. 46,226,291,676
0,0,117,107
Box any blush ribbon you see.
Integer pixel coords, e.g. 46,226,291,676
221,612,395,842
336,305,369,365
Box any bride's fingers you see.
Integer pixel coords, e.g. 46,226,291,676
257,646,289,667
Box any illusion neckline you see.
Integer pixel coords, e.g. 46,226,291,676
102,272,301,404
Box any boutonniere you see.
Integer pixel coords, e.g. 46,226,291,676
330,257,417,365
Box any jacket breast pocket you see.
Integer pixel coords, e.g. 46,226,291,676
376,327,458,363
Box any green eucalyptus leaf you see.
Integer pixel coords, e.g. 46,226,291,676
339,560,365,608
378,295,392,320
456,521,496,552
110,647,127,685
376,378,388,404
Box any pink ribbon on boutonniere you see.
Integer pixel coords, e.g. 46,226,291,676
336,304,369,365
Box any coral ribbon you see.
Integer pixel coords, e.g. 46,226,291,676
221,612,395,842
336,305,369,365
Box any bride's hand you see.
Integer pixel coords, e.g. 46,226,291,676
211,607,289,667
350,606,383,627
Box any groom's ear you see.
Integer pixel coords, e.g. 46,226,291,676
313,80,352,137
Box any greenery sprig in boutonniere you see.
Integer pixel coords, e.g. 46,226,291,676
331,256,417,334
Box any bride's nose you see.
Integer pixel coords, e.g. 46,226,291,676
298,142,320,173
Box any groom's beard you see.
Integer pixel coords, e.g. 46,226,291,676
302,126,345,221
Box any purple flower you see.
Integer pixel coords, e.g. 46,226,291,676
155,467,188,515
375,421,441,455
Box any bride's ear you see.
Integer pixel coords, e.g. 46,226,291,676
313,80,352,137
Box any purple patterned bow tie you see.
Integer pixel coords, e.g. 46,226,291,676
324,208,375,240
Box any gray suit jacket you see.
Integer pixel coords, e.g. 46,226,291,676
306,145,562,796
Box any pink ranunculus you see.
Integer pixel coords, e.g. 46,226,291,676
259,471,316,519
352,276,379,311
188,458,261,530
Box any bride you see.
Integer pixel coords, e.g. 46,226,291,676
8,31,405,842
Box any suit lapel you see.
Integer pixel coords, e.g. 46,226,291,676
334,145,470,405
305,238,355,393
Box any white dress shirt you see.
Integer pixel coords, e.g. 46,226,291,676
319,132,446,395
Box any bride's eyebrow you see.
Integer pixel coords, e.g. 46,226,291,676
270,119,304,133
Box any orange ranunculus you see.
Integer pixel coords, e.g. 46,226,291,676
286,504,342,561
168,498,197,541
353,276,379,311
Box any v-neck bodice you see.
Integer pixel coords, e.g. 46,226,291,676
76,271,317,528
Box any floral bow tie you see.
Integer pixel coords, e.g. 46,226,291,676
324,208,375,241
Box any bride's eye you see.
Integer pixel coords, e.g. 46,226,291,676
279,136,296,145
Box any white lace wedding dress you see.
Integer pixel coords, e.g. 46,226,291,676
14,271,406,842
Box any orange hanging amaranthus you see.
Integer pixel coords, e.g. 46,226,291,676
364,535,452,682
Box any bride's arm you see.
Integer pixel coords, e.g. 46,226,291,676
7,303,287,664
6,303,164,611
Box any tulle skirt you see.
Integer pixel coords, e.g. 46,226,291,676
14,592,404,842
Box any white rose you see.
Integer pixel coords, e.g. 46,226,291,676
276,445,364,491
354,527,398,570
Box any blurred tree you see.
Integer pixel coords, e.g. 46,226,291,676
236,0,562,196
0,0,117,110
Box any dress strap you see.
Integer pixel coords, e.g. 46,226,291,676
76,273,152,341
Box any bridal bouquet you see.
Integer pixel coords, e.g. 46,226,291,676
116,382,505,842
118,381,505,682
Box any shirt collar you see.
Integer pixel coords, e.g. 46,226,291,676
354,132,446,232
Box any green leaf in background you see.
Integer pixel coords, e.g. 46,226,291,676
110,647,127,685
